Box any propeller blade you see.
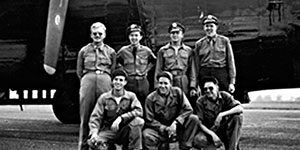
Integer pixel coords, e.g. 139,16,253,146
44,0,69,75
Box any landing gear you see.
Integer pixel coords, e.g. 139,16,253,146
52,88,80,124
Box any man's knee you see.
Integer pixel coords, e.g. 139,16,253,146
184,114,199,129
232,114,243,122
193,132,210,148
143,129,154,140
129,117,144,127
143,129,159,145
229,114,243,127
189,114,199,122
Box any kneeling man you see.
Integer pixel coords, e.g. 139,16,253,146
143,71,199,150
88,69,144,150
193,77,243,150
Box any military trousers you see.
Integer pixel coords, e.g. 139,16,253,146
92,117,144,150
193,114,243,150
143,114,199,150
199,67,229,92
79,72,112,150
125,76,149,106
172,75,189,96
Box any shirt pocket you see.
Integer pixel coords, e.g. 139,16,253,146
154,100,165,115
215,41,226,59
84,53,96,67
123,56,134,65
137,53,149,65
98,55,111,65
178,50,189,66
104,100,118,118
118,98,131,114
167,99,178,118
163,49,176,65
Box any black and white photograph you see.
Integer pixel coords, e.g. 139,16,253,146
0,0,300,150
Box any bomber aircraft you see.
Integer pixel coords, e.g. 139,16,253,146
0,0,299,123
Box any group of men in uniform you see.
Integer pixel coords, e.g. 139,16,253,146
76,14,244,150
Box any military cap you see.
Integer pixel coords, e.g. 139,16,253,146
156,71,173,82
202,15,218,25
90,22,106,32
127,24,143,34
112,68,128,80
168,22,185,33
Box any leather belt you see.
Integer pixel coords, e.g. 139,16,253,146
170,70,184,76
129,75,146,80
95,70,105,74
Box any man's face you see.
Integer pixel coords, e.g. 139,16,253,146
203,23,217,37
203,82,219,100
158,77,171,95
129,31,142,45
91,28,106,43
170,30,184,42
112,76,127,91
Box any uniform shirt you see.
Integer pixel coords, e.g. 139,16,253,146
155,43,196,88
117,44,156,76
77,43,116,78
89,90,143,135
195,91,241,128
194,34,236,84
144,86,193,132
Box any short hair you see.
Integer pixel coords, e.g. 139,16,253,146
202,76,219,86
111,69,128,80
90,22,106,32
156,71,173,82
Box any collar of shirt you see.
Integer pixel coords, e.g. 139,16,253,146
106,89,131,100
165,42,189,50
91,42,105,51
129,44,142,50
205,91,222,105
204,34,219,44
157,88,171,98
155,87,176,105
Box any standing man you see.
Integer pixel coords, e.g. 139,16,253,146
143,71,199,150
155,22,197,99
194,15,236,94
193,77,243,150
117,24,156,105
77,22,116,150
88,69,144,150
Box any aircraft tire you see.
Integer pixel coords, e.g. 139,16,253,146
52,88,80,124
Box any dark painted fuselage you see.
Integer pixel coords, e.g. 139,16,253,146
0,0,300,103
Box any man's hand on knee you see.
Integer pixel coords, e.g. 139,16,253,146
166,121,177,141
216,144,225,150
210,132,224,149
111,116,122,132
87,134,108,150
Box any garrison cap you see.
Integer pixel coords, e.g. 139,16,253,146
202,15,218,25
168,22,185,33
127,24,143,34
156,71,173,82
111,68,128,80
90,22,106,32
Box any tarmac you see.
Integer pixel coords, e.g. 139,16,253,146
1,100,299,150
